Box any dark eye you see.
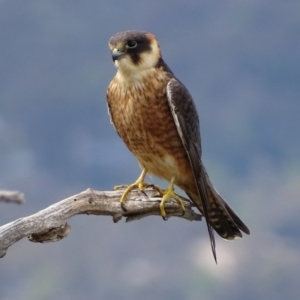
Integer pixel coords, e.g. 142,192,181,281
126,40,137,49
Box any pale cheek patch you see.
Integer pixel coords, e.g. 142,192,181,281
115,58,132,71
139,50,158,69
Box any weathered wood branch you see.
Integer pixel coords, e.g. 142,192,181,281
0,187,202,259
0,190,25,204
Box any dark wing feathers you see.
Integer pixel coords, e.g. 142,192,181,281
166,78,217,262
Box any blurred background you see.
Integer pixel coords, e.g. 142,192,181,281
1,1,299,299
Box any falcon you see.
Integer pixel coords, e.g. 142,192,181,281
106,30,250,262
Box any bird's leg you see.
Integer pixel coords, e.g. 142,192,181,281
159,176,185,219
114,168,147,192
116,169,160,211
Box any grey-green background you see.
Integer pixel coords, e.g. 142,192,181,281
1,1,299,299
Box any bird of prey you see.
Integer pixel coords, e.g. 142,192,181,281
106,30,250,262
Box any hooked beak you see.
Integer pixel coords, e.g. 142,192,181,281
112,48,125,62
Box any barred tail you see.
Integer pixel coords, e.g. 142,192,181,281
187,165,250,240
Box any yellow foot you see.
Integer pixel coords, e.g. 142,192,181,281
159,177,185,219
116,169,162,212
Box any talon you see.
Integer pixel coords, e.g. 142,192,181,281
159,176,185,217
160,200,167,218
119,169,147,206
121,202,127,212
162,216,168,221
140,190,148,197
119,169,164,211
152,185,164,195
145,183,164,196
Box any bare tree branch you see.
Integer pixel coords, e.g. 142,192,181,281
0,190,25,204
0,187,202,259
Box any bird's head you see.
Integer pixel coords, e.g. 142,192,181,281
108,30,161,77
